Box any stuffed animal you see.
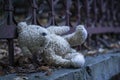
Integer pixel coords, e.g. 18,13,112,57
17,22,87,68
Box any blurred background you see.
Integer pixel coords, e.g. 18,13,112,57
0,0,120,76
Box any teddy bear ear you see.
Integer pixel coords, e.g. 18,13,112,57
17,22,27,32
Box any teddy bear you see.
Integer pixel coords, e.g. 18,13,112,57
17,22,87,68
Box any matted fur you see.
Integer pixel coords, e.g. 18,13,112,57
17,22,87,68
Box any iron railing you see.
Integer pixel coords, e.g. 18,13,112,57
0,0,120,65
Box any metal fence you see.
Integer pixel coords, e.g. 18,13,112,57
0,0,120,65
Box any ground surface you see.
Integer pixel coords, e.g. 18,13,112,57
0,35,120,80
0,52,120,80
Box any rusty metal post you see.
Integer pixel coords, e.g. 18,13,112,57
8,0,14,66
4,0,15,66
8,39,14,66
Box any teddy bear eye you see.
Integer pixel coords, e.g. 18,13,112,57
41,32,47,36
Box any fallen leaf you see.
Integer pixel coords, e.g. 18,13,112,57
0,49,8,59
87,50,97,56
14,76,29,80
25,64,35,70
17,56,32,66
38,66,50,71
8,66,16,73
103,35,109,40
45,69,52,76
83,43,91,50
110,43,120,48
0,70,5,76
98,48,108,53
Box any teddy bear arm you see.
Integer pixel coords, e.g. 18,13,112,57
43,48,72,67
47,26,70,35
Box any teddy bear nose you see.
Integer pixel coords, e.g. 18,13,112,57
42,32,47,36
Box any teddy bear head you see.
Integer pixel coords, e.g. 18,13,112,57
17,22,52,47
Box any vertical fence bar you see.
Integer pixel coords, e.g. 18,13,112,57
111,0,114,26
4,0,14,25
8,0,14,66
76,0,81,25
93,0,97,26
76,0,82,50
50,0,55,25
93,0,98,46
8,39,14,66
85,0,90,27
65,0,71,26
46,0,56,26
84,0,92,49
111,0,117,27
106,1,110,26
99,0,106,26
4,0,14,66
99,0,103,26
31,0,38,24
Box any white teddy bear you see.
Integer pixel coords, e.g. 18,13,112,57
17,22,87,68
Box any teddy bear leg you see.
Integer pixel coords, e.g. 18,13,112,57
63,25,87,46
20,46,32,58
42,48,72,67
71,53,85,68
19,46,40,66
64,52,85,68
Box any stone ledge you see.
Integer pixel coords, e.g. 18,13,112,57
0,52,120,80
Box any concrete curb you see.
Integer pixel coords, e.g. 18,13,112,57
0,52,120,80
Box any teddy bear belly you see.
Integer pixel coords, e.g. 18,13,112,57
53,44,70,56
49,36,71,56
